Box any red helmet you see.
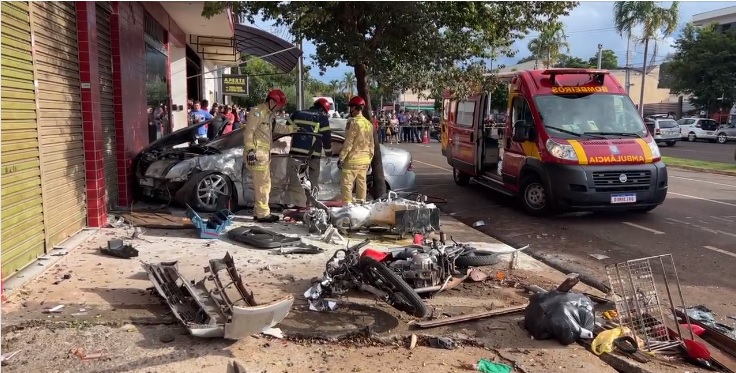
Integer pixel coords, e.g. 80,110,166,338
266,89,287,107
348,96,366,107
314,98,330,113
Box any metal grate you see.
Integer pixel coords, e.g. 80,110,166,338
593,170,651,192
605,254,693,353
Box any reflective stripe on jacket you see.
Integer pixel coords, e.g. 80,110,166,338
287,108,332,156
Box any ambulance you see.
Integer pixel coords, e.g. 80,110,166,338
441,68,668,215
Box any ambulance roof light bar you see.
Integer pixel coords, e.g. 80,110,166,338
542,68,609,86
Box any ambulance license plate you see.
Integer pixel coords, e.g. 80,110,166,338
611,193,636,204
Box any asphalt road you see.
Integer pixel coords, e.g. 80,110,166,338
661,139,736,164
394,141,736,311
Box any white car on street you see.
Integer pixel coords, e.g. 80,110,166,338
678,118,720,142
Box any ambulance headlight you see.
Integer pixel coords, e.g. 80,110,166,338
648,140,661,159
546,138,578,161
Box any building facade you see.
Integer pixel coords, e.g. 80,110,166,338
692,6,736,31
0,1,298,279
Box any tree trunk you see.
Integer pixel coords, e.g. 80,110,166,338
547,50,551,68
638,39,649,117
354,62,387,198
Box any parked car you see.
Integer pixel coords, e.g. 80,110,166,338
714,123,736,144
644,117,679,147
678,117,720,142
134,122,417,212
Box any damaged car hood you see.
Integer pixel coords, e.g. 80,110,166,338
141,252,293,339
141,120,210,153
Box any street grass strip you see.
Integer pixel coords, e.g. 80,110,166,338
662,156,736,175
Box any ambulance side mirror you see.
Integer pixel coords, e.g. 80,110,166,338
512,120,531,142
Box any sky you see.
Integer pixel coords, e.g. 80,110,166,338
252,1,733,83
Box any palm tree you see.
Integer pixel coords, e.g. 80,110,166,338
341,71,356,98
613,1,679,116
328,79,340,96
527,21,569,68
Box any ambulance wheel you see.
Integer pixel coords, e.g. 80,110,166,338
520,175,552,216
453,168,470,186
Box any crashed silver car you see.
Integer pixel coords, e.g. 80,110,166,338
135,121,417,212
141,252,293,339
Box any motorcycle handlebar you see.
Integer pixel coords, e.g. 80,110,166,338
349,239,371,251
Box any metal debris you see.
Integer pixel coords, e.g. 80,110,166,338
101,239,139,259
43,305,64,313
589,253,610,260
472,220,486,227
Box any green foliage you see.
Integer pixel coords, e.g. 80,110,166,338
554,54,592,68
490,84,509,111
202,1,578,101
146,77,168,106
527,21,569,68
587,49,619,69
667,23,736,112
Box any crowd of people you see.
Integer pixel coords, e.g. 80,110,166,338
375,110,435,144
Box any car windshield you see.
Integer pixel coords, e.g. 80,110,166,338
678,118,696,125
658,119,678,128
534,93,647,139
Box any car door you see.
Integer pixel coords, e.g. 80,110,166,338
724,124,736,140
448,98,479,173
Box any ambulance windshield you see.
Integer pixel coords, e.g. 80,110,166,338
534,94,647,139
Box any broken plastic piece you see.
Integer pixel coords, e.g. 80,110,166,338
101,239,139,259
43,305,64,313
227,227,301,249
476,359,512,373
275,245,324,255
428,337,456,350
141,252,293,339
472,220,485,227
185,204,233,239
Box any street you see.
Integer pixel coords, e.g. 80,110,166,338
397,141,736,314
661,139,736,164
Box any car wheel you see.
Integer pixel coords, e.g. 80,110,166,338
665,141,676,147
687,132,697,142
189,173,231,212
453,167,470,186
520,175,553,216
717,133,728,144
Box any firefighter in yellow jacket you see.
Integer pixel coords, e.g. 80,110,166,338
338,96,375,203
244,89,287,222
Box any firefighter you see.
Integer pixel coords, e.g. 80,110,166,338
338,96,375,203
244,89,287,223
285,98,333,208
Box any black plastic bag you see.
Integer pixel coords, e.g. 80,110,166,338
524,289,595,345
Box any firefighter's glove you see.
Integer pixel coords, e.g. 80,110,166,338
337,160,344,170
246,150,257,166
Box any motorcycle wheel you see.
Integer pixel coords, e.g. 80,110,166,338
455,252,501,268
359,256,429,318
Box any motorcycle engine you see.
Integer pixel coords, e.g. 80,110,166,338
390,253,440,289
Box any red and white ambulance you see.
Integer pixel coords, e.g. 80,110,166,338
441,68,668,215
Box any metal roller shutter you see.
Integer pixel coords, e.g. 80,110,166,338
96,2,118,208
1,2,46,277
31,1,87,246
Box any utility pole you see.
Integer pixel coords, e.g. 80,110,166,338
625,32,632,95
296,35,304,110
596,44,603,69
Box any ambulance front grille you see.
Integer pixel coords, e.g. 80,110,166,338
592,170,652,192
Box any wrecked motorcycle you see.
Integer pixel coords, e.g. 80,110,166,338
305,239,430,318
371,234,501,294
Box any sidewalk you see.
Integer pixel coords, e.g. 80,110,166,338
0,212,683,373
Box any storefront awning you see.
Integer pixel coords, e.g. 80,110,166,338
233,24,302,73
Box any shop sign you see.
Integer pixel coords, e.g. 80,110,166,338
222,74,248,97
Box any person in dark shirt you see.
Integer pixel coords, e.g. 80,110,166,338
207,105,227,140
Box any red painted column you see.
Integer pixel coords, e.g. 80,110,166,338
109,2,129,206
76,1,107,227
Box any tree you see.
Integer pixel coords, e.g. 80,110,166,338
667,23,736,114
328,79,341,95
490,84,509,112
527,21,569,68
554,54,591,68
203,1,577,197
516,55,537,64
613,1,679,116
341,71,356,98
588,49,619,69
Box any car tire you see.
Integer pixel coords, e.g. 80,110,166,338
520,175,553,216
717,133,728,144
665,141,676,147
453,168,470,186
189,172,232,212
687,132,697,142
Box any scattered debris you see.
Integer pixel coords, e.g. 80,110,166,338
414,304,527,329
141,252,293,339
227,227,300,248
320,225,344,244
589,253,610,260
226,360,248,373
428,337,456,350
304,283,338,311
120,324,137,332
409,334,418,350
468,269,489,282
474,359,513,373
261,327,284,339
100,239,139,259
69,347,104,360
186,204,233,239
43,305,64,313
53,273,71,285
50,251,68,257
1,350,20,365
472,220,485,227
274,245,324,255
159,334,175,343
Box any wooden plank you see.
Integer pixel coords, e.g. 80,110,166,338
115,211,195,229
414,304,528,329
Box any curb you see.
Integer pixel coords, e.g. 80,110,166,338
666,164,736,177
